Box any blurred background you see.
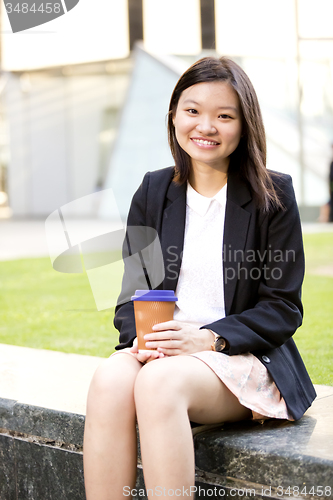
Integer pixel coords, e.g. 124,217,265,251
0,0,332,380
0,0,332,221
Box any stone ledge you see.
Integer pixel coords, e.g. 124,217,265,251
194,416,332,492
1,386,332,500
0,399,85,449
0,344,332,499
0,432,85,499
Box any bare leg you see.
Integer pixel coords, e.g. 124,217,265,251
83,352,143,500
134,355,251,499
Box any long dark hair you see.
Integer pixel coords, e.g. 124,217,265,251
168,56,283,211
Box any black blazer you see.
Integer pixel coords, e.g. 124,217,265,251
114,166,316,420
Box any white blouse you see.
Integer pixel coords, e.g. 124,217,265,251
173,182,227,327
112,180,291,421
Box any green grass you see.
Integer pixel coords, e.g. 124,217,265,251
0,258,119,357
0,232,332,384
295,275,333,385
294,232,333,385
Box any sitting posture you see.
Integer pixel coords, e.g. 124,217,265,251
83,56,316,500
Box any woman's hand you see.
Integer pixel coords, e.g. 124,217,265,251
143,321,215,356
129,337,165,364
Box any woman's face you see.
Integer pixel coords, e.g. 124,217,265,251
173,81,242,172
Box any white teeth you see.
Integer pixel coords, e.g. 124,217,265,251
193,139,218,145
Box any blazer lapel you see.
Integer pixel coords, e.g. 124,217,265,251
159,170,252,313
223,171,252,316
161,181,187,291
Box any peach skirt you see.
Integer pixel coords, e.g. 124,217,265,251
110,349,292,421
190,350,292,421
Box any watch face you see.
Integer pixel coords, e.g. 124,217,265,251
215,337,226,352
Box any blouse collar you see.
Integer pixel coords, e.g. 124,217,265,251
186,182,227,217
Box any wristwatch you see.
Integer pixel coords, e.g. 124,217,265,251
209,330,227,352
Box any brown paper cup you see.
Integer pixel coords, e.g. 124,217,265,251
134,300,176,353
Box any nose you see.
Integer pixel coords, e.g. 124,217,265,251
196,115,217,135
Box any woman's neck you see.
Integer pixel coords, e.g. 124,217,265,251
189,162,229,197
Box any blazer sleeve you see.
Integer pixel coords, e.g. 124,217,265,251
202,175,305,355
113,172,150,350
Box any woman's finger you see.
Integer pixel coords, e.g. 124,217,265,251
157,347,182,356
136,350,163,364
144,330,183,342
145,338,181,349
152,320,181,331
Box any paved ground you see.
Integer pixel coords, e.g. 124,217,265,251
0,218,121,261
1,218,333,261
0,343,103,415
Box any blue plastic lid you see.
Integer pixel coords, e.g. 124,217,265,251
131,290,178,302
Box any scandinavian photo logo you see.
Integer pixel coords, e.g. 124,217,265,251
3,0,80,33
45,189,165,311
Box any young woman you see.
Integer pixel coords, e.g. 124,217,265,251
83,56,316,499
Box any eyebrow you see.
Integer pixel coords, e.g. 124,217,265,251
182,99,238,113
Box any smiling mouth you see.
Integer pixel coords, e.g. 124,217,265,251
191,138,220,146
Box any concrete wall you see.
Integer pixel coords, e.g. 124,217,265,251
5,69,130,217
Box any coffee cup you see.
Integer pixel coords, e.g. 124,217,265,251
131,290,178,353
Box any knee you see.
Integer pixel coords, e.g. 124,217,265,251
87,354,140,412
134,359,187,417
